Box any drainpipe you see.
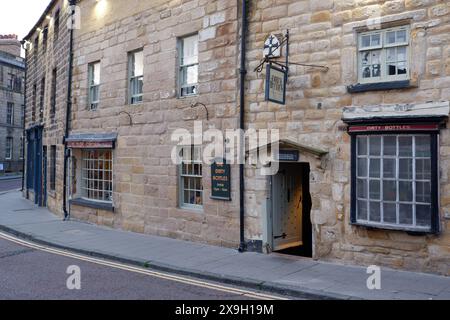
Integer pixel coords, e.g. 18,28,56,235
238,0,248,253
20,41,28,192
63,0,77,221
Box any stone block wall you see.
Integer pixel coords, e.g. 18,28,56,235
70,0,242,248
245,0,450,275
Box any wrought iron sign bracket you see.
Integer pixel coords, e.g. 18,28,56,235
254,30,329,74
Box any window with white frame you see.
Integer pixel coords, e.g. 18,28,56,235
128,50,143,104
358,26,409,83
88,62,100,110
81,150,113,203
179,34,199,97
179,145,203,209
5,137,13,160
6,102,13,125
354,134,437,232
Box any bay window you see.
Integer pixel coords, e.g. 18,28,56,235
81,150,113,203
352,133,438,233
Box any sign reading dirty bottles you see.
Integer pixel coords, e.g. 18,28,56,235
211,159,231,201
265,64,287,105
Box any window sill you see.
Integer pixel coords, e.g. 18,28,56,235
70,198,115,212
347,80,413,93
351,222,434,234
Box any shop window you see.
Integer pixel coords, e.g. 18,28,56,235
179,145,203,209
81,150,113,203
358,26,409,84
352,134,438,233
178,34,198,97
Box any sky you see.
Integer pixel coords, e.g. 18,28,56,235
0,0,51,41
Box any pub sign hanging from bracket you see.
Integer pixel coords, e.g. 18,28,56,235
255,30,329,106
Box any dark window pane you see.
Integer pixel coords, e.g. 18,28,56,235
383,180,396,201
415,136,431,157
416,182,431,203
399,159,413,180
369,136,381,156
399,136,413,157
388,63,396,75
358,158,367,177
383,159,396,178
369,180,380,200
399,204,413,225
399,181,413,202
369,159,380,178
357,137,367,155
357,179,368,199
384,136,397,156
383,203,397,224
369,202,381,222
357,200,368,220
416,205,431,227
416,159,431,180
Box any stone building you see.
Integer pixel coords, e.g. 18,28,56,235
23,0,72,210
23,0,450,275
0,35,25,174
244,0,450,275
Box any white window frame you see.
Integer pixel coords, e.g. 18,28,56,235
358,26,410,84
88,62,100,110
128,50,144,105
179,145,203,210
355,134,434,232
5,137,13,160
178,34,199,97
81,149,113,203
6,102,13,125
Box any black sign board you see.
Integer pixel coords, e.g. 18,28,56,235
211,159,231,201
265,64,287,105
277,150,299,162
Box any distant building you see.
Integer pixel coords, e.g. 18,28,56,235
0,35,25,174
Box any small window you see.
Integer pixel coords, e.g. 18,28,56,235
88,62,101,110
358,26,409,84
178,34,199,97
5,137,13,160
42,27,48,52
179,145,203,209
81,150,113,203
6,102,14,125
32,83,37,122
50,68,57,116
128,50,143,104
353,134,438,233
54,10,60,43
40,77,45,121
34,37,39,62
50,146,56,191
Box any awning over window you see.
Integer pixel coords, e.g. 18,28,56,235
66,133,118,149
342,101,450,124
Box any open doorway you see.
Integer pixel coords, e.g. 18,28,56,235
271,162,312,258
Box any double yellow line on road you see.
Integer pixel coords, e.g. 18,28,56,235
0,231,288,300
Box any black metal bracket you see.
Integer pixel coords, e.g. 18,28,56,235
254,30,329,74
191,102,209,121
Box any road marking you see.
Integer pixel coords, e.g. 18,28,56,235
0,231,288,300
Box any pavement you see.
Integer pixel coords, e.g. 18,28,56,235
0,191,449,300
